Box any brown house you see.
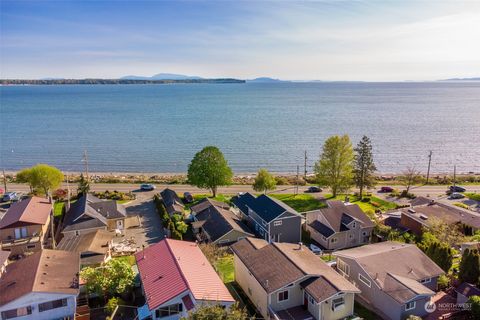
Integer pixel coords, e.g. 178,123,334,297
0,197,52,255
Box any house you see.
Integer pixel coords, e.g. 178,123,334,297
190,198,253,245
305,200,374,250
135,239,234,320
61,193,136,236
0,250,9,275
0,249,80,320
400,200,480,236
231,238,360,320
455,283,480,304
159,188,184,216
333,241,445,320
57,229,114,266
0,196,52,255
232,192,302,243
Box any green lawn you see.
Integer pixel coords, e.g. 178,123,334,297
216,255,234,283
117,199,131,204
324,194,397,213
269,194,326,212
53,201,65,217
465,192,480,201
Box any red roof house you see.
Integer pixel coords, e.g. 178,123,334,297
135,238,234,319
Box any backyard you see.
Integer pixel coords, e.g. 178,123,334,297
324,194,398,213
269,193,326,212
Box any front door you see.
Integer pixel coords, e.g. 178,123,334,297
116,220,124,230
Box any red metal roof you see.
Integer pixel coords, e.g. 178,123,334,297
0,196,52,229
135,239,234,311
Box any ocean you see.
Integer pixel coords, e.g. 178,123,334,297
1,82,479,174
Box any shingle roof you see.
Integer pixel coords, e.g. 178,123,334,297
309,220,335,237
0,197,52,229
231,238,358,297
233,193,298,223
334,241,444,303
160,188,184,215
0,249,79,306
456,283,480,298
135,239,233,311
300,276,338,302
190,198,230,215
57,229,113,255
384,273,435,303
194,202,253,242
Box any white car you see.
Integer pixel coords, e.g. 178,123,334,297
309,244,322,255
450,192,465,199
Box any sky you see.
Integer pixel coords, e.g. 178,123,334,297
1,0,480,81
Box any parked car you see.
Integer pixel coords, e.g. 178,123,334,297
2,192,19,202
183,192,194,203
309,244,322,255
305,186,322,193
140,184,155,191
380,186,394,193
450,192,465,199
449,185,466,193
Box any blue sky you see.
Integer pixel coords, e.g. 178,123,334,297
1,0,479,80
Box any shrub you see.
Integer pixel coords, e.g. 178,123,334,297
274,176,290,185
106,297,125,314
437,274,450,290
361,197,371,203
454,203,469,210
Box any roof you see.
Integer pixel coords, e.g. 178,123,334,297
0,249,80,306
0,250,10,266
334,241,444,303
300,277,338,302
62,194,126,233
160,188,184,215
456,283,480,298
401,201,480,229
135,239,233,311
306,201,374,237
57,229,113,255
190,198,230,214
194,201,253,242
232,192,298,223
0,197,52,229
231,238,358,300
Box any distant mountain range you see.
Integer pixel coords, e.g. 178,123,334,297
246,77,288,83
120,73,203,80
439,77,480,81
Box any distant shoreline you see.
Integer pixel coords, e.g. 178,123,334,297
0,78,245,85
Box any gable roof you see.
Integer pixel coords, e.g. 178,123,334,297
231,238,358,300
160,188,184,215
306,201,374,236
57,229,113,255
135,239,233,311
0,249,80,306
0,197,52,229
334,241,444,303
456,283,480,298
232,193,298,223
194,202,253,242
190,198,230,215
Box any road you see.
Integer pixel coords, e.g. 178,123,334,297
5,183,478,198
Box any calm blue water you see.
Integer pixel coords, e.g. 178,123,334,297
1,82,479,174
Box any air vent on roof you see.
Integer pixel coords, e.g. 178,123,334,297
408,208,416,213
420,214,428,220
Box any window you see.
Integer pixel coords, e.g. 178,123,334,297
39,298,68,312
155,304,183,318
331,297,345,311
1,306,32,319
358,273,371,287
14,227,28,239
349,234,354,239
362,231,368,236
273,220,282,227
337,260,350,276
405,301,416,311
331,238,338,243
420,278,431,284
352,222,356,228
218,239,230,244
278,290,289,302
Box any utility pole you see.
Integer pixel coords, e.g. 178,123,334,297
453,165,457,187
304,150,307,180
66,174,71,210
295,165,299,195
426,151,432,184
83,150,89,181
2,168,7,193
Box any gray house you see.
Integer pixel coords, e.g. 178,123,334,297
159,188,185,217
232,193,302,244
305,201,374,250
333,241,444,320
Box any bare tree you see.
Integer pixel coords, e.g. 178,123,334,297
399,166,422,194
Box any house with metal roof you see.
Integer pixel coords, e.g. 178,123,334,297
333,241,445,320
0,196,52,255
305,200,374,251
0,249,80,320
231,237,359,320
135,239,234,320
232,192,302,243
190,198,253,245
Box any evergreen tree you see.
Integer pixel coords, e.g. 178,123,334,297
354,135,376,199
77,173,90,195
459,248,480,285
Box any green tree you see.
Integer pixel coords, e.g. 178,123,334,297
181,302,249,320
314,135,354,197
468,295,480,320
187,146,233,197
16,164,63,195
80,259,135,298
77,173,90,195
424,241,454,272
253,169,277,194
354,136,376,199
459,248,480,286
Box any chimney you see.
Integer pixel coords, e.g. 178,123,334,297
298,242,303,250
